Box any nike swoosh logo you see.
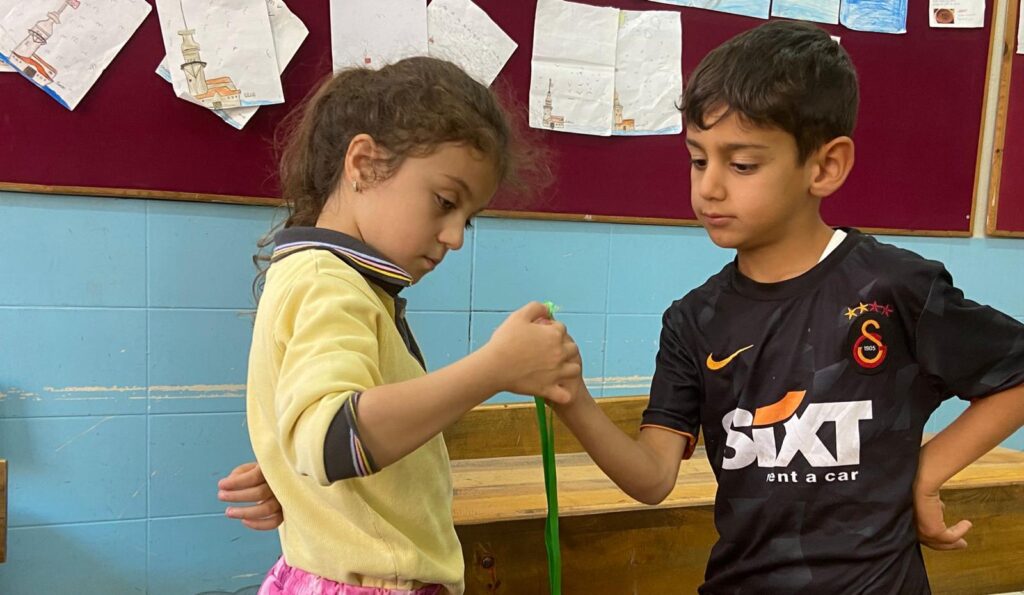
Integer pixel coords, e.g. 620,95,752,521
706,345,754,371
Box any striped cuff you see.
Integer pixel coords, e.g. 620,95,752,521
323,392,379,482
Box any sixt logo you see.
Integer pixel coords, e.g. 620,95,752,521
722,391,872,470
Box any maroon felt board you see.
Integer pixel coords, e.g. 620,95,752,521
989,0,1024,236
0,0,994,234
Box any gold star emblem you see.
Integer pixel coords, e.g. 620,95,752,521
856,302,870,314
845,307,858,320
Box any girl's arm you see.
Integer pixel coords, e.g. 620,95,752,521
223,302,579,526
914,384,1024,549
217,463,283,530
354,301,581,468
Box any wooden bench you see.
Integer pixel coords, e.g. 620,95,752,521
445,398,1024,594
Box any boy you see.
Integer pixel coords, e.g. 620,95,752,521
553,20,1024,592
221,20,1024,593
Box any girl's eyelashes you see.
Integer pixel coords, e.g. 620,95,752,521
435,194,457,211
435,193,473,227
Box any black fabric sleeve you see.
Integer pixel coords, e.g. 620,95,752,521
641,305,703,458
323,392,379,482
914,268,1024,401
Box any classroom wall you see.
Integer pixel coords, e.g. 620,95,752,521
0,190,1021,593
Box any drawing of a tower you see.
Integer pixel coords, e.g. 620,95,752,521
541,78,564,129
613,91,635,132
177,1,209,96
9,0,81,84
176,1,241,110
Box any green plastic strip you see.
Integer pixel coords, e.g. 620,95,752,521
535,301,562,594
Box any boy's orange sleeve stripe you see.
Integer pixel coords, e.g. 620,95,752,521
640,424,697,459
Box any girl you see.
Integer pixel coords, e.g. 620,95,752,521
243,57,580,595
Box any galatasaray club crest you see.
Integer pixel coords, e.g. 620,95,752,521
843,301,893,374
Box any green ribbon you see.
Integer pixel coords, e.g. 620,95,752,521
535,301,562,594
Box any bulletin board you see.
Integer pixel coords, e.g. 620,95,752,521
0,0,998,234
987,0,1024,236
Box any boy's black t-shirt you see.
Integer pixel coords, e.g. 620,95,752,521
643,228,1024,594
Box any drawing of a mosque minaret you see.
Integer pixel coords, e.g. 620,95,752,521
173,1,241,109
541,78,564,129
177,1,209,97
613,91,635,132
11,0,81,83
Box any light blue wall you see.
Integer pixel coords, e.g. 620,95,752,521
1,191,1021,592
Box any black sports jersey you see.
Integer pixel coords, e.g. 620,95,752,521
642,228,1024,594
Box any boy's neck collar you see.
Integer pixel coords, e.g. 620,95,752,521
735,220,835,283
272,226,412,296
730,227,861,300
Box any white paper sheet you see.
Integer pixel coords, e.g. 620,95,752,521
427,0,516,86
530,0,619,136
0,0,151,109
648,0,769,20
331,0,428,71
156,0,283,110
929,0,985,28
613,10,682,136
157,0,307,129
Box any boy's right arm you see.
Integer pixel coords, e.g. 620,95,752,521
555,384,687,505
555,306,700,505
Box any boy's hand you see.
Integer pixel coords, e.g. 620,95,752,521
217,462,283,531
483,302,581,403
914,486,971,550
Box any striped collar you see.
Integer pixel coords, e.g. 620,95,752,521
272,227,412,295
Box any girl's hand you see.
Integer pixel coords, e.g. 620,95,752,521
483,301,581,403
552,348,588,411
914,483,971,550
217,462,284,531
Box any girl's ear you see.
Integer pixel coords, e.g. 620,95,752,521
343,133,380,191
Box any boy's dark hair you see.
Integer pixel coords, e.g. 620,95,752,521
681,21,859,161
